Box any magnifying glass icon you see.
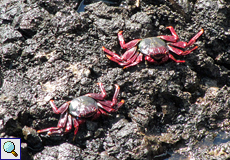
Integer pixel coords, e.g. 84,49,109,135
3,141,18,157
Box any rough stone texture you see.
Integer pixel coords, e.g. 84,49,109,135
0,0,230,159
33,143,82,160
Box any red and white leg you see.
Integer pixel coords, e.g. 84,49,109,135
160,27,203,57
85,82,107,100
65,114,72,133
37,112,68,135
159,26,188,47
145,55,157,63
168,54,185,63
171,29,203,48
98,99,125,113
107,48,143,69
158,26,179,42
103,46,138,62
102,31,142,67
106,55,131,66
159,26,203,48
98,84,125,111
97,84,120,107
50,100,70,114
168,45,199,56
91,110,103,120
72,118,85,140
118,31,141,49
187,29,204,47
121,47,138,61
113,99,125,111
123,53,143,69
102,46,124,62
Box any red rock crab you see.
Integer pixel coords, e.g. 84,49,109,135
37,83,124,139
102,26,204,69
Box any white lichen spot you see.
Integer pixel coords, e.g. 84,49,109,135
41,81,56,93
37,76,68,105
66,63,91,82
41,76,68,93
34,50,60,62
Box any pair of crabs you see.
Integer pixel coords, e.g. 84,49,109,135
37,26,203,138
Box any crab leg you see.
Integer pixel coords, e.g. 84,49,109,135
121,50,141,68
98,84,121,107
91,110,103,120
37,112,68,135
112,84,121,104
145,55,158,63
187,29,204,47
168,41,188,48
168,45,198,56
159,27,203,48
158,26,179,42
106,55,131,66
98,103,116,112
115,99,125,110
102,46,123,62
50,100,70,114
85,82,107,100
169,29,204,48
102,46,138,63
91,103,124,118
123,53,143,69
105,48,140,67
99,100,124,113
65,114,72,132
38,127,63,135
72,119,85,140
73,119,79,136
118,31,141,49
122,47,138,61
94,83,124,112
106,49,143,69
168,54,185,63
